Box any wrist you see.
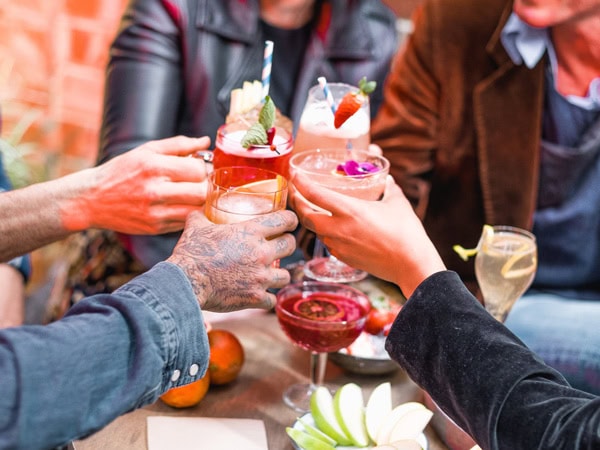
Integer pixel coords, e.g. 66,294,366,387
166,254,210,308
57,169,95,232
397,252,446,299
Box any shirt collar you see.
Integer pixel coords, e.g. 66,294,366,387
501,13,600,110
500,13,549,69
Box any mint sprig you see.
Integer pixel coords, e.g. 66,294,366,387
241,96,276,148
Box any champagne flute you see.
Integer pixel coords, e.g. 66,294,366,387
475,225,537,322
289,148,390,283
275,281,370,412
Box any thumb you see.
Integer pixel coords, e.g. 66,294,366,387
381,175,406,202
185,210,213,228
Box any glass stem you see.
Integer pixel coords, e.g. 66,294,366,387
309,352,328,388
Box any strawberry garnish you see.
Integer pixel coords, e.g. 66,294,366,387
333,77,376,129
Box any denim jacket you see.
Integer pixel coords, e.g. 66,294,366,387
0,262,208,450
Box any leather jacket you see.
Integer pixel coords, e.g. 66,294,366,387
99,0,398,267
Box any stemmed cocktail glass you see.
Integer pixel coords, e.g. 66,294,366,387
293,82,371,153
474,225,537,322
275,281,370,412
289,148,390,283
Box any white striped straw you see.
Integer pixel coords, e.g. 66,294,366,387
317,76,336,114
262,40,274,99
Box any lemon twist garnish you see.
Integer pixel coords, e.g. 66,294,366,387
500,243,537,279
452,224,494,261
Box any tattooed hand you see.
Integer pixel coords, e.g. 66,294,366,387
167,210,298,311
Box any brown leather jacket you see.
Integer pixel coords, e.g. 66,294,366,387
372,0,544,286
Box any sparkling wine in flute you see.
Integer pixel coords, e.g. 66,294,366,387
475,225,537,322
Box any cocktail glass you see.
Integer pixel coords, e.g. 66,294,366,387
212,122,294,179
206,166,288,224
289,148,390,283
475,225,537,322
293,82,370,153
275,281,371,412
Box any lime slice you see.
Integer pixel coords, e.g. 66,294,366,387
293,297,345,321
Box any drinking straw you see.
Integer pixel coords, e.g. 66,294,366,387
262,40,274,99
317,76,337,114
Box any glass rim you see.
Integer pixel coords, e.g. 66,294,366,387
216,122,293,150
289,148,390,179
486,225,536,242
209,165,288,193
275,280,370,326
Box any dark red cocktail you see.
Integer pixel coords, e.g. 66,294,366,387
275,281,371,412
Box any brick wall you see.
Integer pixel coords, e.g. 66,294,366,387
0,1,419,179
0,0,127,178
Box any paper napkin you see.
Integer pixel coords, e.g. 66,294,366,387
147,416,268,450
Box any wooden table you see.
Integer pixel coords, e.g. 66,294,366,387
72,292,449,450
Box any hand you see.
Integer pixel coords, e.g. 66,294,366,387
167,210,298,311
290,173,446,297
62,136,212,235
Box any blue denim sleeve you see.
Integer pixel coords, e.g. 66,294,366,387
0,261,209,450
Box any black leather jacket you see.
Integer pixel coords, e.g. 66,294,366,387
100,0,398,162
99,0,398,267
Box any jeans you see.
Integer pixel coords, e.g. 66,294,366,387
504,291,600,395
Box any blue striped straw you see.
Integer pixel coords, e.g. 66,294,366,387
262,40,274,99
318,76,336,114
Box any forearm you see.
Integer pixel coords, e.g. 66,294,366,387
0,262,208,449
0,264,25,327
0,169,94,261
0,169,96,261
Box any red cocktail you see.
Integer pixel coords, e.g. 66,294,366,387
213,122,293,178
275,281,370,412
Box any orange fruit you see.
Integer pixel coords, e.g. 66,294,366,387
208,329,245,385
160,371,210,408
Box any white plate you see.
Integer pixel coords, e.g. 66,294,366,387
289,413,428,450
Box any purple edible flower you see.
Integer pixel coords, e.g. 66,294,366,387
336,160,380,176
